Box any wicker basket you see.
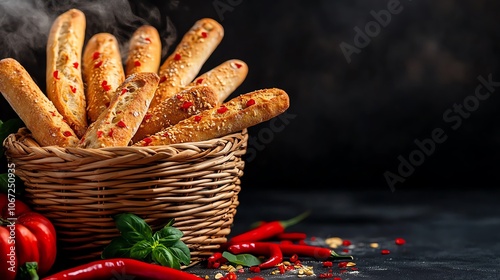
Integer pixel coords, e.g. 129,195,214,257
3,127,248,263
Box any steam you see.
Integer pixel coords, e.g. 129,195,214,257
0,0,178,82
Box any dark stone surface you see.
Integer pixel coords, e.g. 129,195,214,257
185,189,500,279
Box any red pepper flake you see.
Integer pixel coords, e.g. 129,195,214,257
94,61,103,68
278,264,285,274
342,248,350,253
234,63,242,68
174,53,181,61
351,267,359,271
323,261,333,267
69,85,77,93
342,240,352,246
338,262,347,268
176,94,183,100
117,120,127,128
145,37,151,43
134,60,141,67
217,106,228,114
159,76,167,83
381,249,391,255
196,78,204,84
318,273,334,279
395,237,406,246
63,131,72,137
194,115,202,122
97,130,104,138
143,137,153,146
334,277,342,280
289,254,298,263
108,129,114,137
144,113,152,121
49,111,56,117
181,101,193,109
92,51,100,60
249,266,260,273
53,70,60,80
226,272,237,280
310,236,317,241
201,31,208,38
121,88,128,95
73,62,79,69
101,80,111,91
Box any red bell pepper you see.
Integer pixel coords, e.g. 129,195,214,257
0,193,57,279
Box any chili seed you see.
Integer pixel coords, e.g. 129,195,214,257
342,240,352,246
289,254,298,263
381,249,391,255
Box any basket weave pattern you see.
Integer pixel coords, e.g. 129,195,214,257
4,128,248,262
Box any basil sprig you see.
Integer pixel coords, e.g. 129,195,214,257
102,213,191,269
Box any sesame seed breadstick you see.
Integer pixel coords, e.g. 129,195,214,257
78,72,159,148
0,58,79,147
133,88,290,146
187,59,248,104
46,8,87,138
125,25,162,77
82,33,125,123
151,18,224,108
131,86,218,143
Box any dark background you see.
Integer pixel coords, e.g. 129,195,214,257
1,0,500,192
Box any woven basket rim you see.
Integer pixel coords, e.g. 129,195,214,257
4,127,248,153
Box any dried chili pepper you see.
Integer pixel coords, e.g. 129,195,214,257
228,211,310,245
277,243,353,261
227,242,283,269
42,258,203,280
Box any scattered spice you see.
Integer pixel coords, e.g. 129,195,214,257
369,243,379,248
196,78,204,84
69,85,76,93
381,249,391,255
93,51,100,60
194,115,202,122
121,88,128,95
174,53,181,61
94,61,103,68
160,76,167,83
217,106,228,114
342,240,351,247
53,70,60,80
63,131,72,137
134,60,141,67
101,80,111,91
117,120,127,128
246,99,256,107
73,62,79,69
181,101,193,110
97,130,104,138
145,37,151,43
201,31,208,38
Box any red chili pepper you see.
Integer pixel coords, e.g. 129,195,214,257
228,211,310,245
275,232,307,241
227,242,283,269
42,258,203,280
277,243,353,261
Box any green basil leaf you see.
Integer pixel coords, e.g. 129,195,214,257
0,118,24,141
222,251,261,267
0,173,24,196
154,226,183,247
152,244,179,269
169,240,191,266
129,240,153,260
101,236,132,259
114,213,153,243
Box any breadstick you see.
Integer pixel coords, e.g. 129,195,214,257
0,58,79,147
133,88,289,146
46,8,87,137
78,72,160,148
187,59,248,104
83,33,125,123
151,18,224,108
131,86,218,143
125,25,162,76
